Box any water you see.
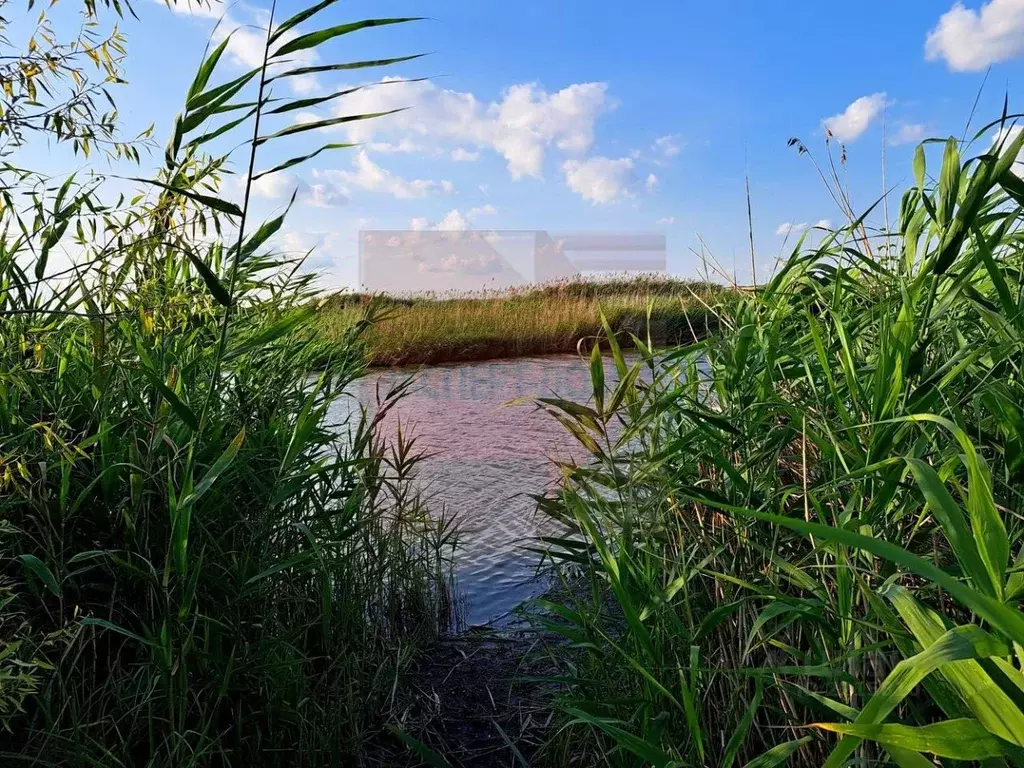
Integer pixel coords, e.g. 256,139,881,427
338,355,607,627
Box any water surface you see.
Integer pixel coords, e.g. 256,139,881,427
340,355,606,626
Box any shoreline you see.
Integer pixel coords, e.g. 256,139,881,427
315,277,728,367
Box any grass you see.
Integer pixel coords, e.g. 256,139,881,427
0,6,460,766
529,126,1024,766
317,277,730,366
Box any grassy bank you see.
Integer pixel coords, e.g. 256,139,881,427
531,128,1024,766
318,277,731,366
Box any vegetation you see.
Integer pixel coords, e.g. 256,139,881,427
0,0,458,764
532,124,1024,765
319,277,729,366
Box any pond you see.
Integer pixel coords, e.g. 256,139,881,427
337,354,610,627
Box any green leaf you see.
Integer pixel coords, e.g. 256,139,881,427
186,106,257,148
686,498,1024,647
590,342,605,416
254,109,404,146
722,678,763,768
138,365,199,430
385,726,453,768
815,719,1012,761
742,737,812,768
268,56,426,84
185,68,259,113
903,414,1009,599
822,624,1010,767
187,33,233,103
80,618,155,647
272,17,422,59
126,177,242,217
270,0,340,44
182,428,245,510
563,708,675,768
232,195,293,262
905,457,993,596
184,249,232,307
252,143,355,180
18,555,61,597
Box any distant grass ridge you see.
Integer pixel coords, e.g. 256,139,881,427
319,276,731,366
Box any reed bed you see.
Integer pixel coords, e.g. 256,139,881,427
531,125,1024,766
318,278,728,366
0,5,459,765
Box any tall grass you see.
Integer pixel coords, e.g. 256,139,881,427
319,277,728,366
534,125,1024,766
0,3,458,764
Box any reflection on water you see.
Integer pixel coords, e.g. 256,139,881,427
336,355,608,626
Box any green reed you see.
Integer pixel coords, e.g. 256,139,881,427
0,2,457,765
534,124,1024,766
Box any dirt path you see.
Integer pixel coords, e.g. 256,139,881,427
384,628,559,767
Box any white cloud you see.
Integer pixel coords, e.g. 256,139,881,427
926,0,1024,71
467,203,497,218
451,147,481,162
409,205,497,232
823,93,888,142
562,156,636,204
656,216,676,225
313,151,453,200
776,220,832,236
251,171,301,200
653,134,682,159
369,138,424,153
891,122,927,146
436,209,470,231
775,221,809,236
310,77,614,180
645,173,659,192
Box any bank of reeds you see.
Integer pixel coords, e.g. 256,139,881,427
0,5,458,765
319,278,729,366
534,125,1024,766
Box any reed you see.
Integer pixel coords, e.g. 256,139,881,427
0,2,458,764
534,124,1024,766
318,278,729,366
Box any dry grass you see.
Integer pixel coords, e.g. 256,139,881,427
318,277,730,366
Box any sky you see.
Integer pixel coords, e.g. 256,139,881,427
19,0,1024,288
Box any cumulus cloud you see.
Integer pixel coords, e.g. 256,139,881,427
656,216,676,225
313,151,454,200
776,220,832,237
645,173,659,192
562,156,636,204
408,205,498,232
775,221,809,236
823,93,888,142
926,0,1024,71
304,77,614,180
891,122,927,146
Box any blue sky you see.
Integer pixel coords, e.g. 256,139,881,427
22,0,1024,288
